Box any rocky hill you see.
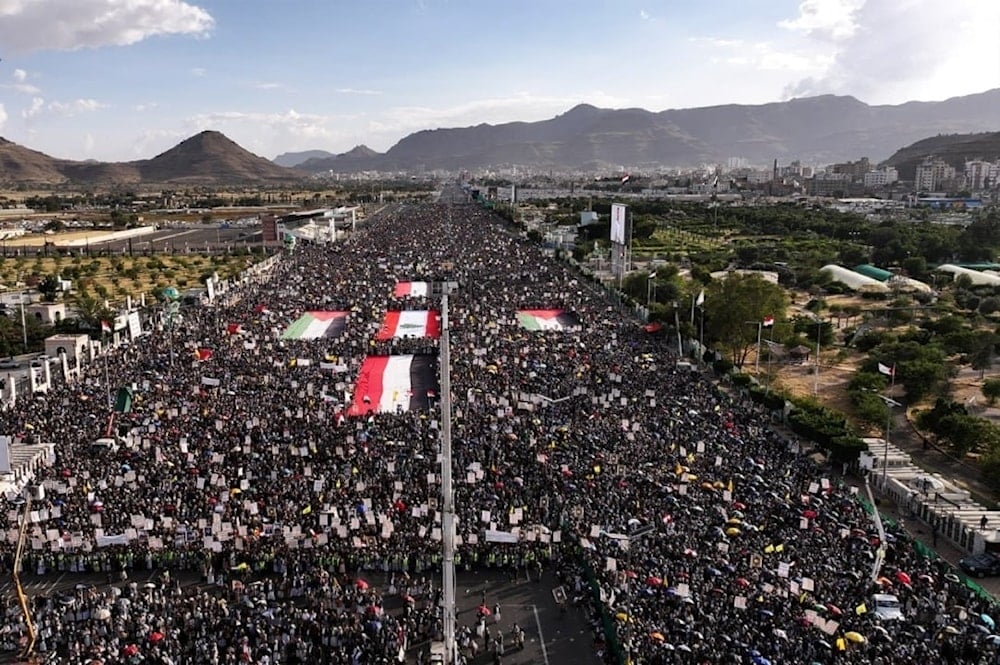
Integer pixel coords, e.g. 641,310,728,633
295,145,382,173
136,131,298,183
0,137,74,184
881,132,1000,180
272,149,336,168
0,131,302,185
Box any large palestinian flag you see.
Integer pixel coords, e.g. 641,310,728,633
347,355,438,416
516,309,582,331
377,310,441,340
281,311,348,340
394,281,429,298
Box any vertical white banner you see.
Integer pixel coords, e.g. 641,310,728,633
610,203,627,244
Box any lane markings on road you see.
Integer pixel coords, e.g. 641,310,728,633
533,604,550,665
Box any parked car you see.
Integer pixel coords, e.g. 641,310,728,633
90,438,119,453
0,357,20,370
872,593,904,621
959,552,1000,578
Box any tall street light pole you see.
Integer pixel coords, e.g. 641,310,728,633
440,290,457,664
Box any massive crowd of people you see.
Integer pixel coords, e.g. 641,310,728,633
0,197,997,663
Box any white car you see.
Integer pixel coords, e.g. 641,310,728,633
872,593,904,621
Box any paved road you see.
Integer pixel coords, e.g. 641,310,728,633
1,568,601,664
93,226,259,254
451,570,599,665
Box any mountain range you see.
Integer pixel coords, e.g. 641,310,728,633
0,131,298,185
288,89,1000,173
3,89,1000,184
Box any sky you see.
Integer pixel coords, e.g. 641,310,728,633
0,0,998,162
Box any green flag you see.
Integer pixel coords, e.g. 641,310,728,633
114,387,134,414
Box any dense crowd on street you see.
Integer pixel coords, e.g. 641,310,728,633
0,197,997,663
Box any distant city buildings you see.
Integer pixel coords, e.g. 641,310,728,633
863,167,898,188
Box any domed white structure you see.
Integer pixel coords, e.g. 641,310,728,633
820,265,890,293
937,264,1000,286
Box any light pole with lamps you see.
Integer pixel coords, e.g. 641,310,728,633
873,390,901,484
646,272,657,306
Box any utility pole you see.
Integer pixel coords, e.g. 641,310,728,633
814,319,822,397
440,292,457,664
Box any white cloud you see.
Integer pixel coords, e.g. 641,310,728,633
0,104,7,131
784,0,1000,103
0,0,214,54
191,67,207,78
778,0,864,42
187,109,336,140
3,68,40,94
133,102,158,112
334,88,382,96
22,97,45,119
132,128,190,157
719,42,833,73
639,10,650,21
47,99,108,116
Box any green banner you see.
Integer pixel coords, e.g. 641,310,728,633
114,387,133,414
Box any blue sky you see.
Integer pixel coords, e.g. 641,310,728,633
1,0,998,162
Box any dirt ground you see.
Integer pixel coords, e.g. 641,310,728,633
3,230,100,246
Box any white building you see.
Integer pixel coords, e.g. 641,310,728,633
965,160,993,190
863,167,898,188
914,158,956,192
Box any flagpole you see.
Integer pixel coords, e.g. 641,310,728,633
19,293,28,352
699,306,705,366
813,320,821,397
883,366,895,485
103,328,112,411
673,303,682,357
765,326,775,395
755,322,763,375
690,293,696,326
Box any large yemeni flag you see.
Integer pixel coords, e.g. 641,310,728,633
377,310,441,340
516,309,582,331
394,282,429,298
347,355,438,416
281,311,349,340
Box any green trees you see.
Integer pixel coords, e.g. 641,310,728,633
38,275,61,302
703,274,787,367
983,379,1000,406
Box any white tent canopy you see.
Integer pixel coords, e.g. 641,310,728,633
937,264,1000,286
820,265,889,293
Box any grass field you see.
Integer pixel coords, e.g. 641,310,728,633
0,253,255,306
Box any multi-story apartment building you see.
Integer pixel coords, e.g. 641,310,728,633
832,157,871,180
965,160,993,190
863,167,899,188
914,157,956,192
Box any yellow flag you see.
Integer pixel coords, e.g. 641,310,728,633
301,505,312,516
727,478,734,493
855,603,867,615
